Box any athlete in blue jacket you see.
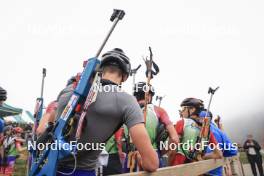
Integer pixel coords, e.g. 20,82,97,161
199,111,237,176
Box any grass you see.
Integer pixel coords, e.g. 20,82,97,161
239,151,264,164
239,152,249,164
13,159,27,176
13,151,28,176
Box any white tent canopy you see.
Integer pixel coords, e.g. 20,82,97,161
4,111,34,124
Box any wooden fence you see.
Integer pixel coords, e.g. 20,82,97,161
115,156,245,176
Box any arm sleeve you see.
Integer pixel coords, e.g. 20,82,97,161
175,119,184,136
253,140,261,151
220,131,238,157
121,94,144,129
243,140,249,150
154,106,172,126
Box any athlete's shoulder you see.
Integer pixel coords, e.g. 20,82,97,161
175,118,185,126
175,118,185,135
154,105,166,113
117,91,137,103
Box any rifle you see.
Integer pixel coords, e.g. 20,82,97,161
191,86,219,160
32,68,46,137
29,9,125,176
27,68,46,174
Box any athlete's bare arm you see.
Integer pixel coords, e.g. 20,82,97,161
36,111,56,135
166,124,180,144
129,123,159,172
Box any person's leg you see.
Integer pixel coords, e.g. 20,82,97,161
250,163,257,176
256,155,264,176
248,155,257,176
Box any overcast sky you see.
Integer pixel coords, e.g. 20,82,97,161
1,0,263,142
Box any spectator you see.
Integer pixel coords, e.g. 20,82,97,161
243,134,263,176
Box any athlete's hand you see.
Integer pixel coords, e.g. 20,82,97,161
118,151,126,161
196,154,203,161
167,124,180,145
135,151,143,168
118,151,126,167
130,124,159,172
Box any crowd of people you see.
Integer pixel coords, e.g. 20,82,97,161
0,87,32,175
0,48,263,176
34,48,242,176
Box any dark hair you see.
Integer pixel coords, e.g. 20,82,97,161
102,65,123,77
134,92,145,101
100,48,131,76
181,97,204,115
